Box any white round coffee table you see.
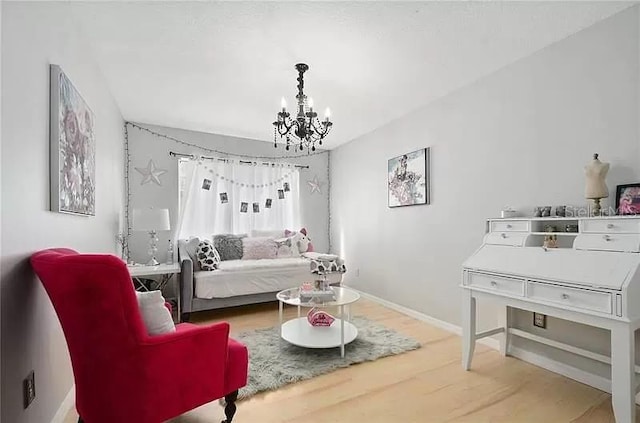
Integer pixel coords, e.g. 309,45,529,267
277,286,360,358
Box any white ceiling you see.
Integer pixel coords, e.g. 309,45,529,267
69,1,633,149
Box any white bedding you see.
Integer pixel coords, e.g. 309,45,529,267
194,258,342,299
217,257,308,272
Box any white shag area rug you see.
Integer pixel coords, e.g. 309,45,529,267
233,316,421,400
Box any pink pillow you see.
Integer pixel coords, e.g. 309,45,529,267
242,237,277,260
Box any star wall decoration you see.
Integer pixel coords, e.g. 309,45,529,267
135,159,167,186
307,175,325,195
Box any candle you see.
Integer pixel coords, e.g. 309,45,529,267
308,97,314,111
324,107,331,122
281,97,287,112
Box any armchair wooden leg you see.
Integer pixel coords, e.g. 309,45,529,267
180,312,191,323
78,418,84,423
222,390,238,423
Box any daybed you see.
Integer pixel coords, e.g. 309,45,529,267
178,231,343,322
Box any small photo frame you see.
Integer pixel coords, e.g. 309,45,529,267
202,179,212,190
265,198,273,208
283,182,290,192
615,183,640,215
278,189,285,199
219,192,228,203
240,202,248,213
253,202,260,213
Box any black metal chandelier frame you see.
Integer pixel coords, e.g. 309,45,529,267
273,63,333,152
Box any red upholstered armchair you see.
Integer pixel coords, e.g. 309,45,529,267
30,249,248,423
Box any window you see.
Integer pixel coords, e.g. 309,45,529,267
176,159,300,239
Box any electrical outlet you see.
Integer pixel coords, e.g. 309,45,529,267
23,370,35,409
533,313,547,329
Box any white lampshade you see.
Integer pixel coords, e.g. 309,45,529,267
133,208,171,232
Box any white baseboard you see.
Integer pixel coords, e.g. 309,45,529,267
350,287,639,402
351,287,500,350
51,385,74,423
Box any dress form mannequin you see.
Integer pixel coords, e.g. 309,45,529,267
584,153,609,216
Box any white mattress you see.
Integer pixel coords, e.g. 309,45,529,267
194,258,342,299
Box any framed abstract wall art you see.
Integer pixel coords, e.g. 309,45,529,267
50,65,96,215
388,147,430,207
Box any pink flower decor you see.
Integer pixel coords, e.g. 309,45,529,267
307,307,335,327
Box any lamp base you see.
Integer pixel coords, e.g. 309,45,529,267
146,230,160,266
146,257,160,266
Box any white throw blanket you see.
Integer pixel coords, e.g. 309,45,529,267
302,252,339,261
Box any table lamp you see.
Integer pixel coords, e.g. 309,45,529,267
133,208,171,265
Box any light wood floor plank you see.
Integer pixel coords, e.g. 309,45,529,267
63,298,637,422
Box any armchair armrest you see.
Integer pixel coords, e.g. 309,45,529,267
139,322,231,405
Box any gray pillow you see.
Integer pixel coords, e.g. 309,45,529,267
213,234,246,261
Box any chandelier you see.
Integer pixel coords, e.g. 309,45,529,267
273,63,333,152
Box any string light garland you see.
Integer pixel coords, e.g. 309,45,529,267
128,122,328,160
327,151,332,253
123,123,132,262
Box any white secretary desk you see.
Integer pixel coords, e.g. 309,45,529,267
461,216,640,423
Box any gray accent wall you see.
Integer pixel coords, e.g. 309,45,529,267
331,7,640,377
126,124,331,264
1,3,125,423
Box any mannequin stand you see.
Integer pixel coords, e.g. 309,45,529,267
591,198,602,217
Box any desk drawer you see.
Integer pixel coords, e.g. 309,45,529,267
467,273,524,296
490,220,529,232
527,281,612,314
581,219,640,234
484,232,527,247
574,233,640,253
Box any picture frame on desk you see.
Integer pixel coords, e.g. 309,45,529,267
615,183,640,215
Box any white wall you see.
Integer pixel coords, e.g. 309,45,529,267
127,124,330,264
331,7,640,376
1,3,124,423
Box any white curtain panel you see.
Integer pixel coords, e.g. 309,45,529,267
178,159,300,239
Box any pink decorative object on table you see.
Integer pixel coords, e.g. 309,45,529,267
307,307,335,327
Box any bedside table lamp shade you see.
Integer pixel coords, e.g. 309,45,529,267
133,208,171,265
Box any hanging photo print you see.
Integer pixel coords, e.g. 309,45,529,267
283,182,290,192
253,202,260,213
265,198,273,208
202,179,212,190
278,189,285,199
219,192,228,203
240,202,248,213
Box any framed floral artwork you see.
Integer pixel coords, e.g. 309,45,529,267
615,183,640,215
50,65,96,215
388,147,430,207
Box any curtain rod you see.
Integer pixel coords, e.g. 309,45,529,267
169,151,309,169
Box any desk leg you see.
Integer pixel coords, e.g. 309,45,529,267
611,325,635,423
462,290,476,371
340,304,345,358
499,306,511,357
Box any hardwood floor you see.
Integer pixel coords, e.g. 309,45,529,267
64,298,637,422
